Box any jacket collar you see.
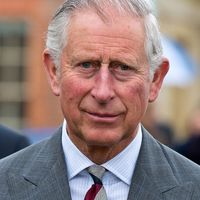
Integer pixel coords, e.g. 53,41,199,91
8,127,72,200
127,127,194,200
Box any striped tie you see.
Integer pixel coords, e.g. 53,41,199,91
84,165,107,200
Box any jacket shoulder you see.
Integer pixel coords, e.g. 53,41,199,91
0,140,46,198
0,127,61,176
0,138,48,173
159,141,200,182
141,128,200,188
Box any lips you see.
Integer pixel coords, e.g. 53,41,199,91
83,110,122,123
88,112,118,118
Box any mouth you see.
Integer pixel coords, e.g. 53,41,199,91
89,112,118,117
84,111,121,123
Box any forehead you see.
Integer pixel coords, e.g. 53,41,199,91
68,7,145,38
64,8,146,63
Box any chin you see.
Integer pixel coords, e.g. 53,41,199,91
83,131,123,147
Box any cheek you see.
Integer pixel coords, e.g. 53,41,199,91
61,81,79,105
60,75,91,108
123,81,150,114
59,77,85,122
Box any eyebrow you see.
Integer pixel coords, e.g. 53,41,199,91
70,50,139,65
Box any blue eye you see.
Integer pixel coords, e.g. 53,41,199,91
120,64,130,71
81,62,92,68
76,61,100,78
110,62,131,71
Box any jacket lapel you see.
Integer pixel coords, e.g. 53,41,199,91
127,169,162,200
8,128,72,200
128,127,194,200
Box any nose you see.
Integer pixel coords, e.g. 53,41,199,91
91,66,115,104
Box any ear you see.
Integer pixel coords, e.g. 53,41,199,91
149,57,169,102
43,49,60,96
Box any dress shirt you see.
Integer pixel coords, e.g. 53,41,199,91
62,120,142,200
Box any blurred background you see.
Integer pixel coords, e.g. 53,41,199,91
0,0,200,150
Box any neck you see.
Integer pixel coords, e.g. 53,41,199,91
69,133,137,164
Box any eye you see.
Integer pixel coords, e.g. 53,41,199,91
110,61,137,80
110,62,132,72
75,61,100,78
80,62,92,69
119,64,130,71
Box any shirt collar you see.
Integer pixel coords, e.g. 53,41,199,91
102,126,142,185
62,120,142,185
62,120,94,180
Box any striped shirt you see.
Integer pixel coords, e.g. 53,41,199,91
62,120,142,200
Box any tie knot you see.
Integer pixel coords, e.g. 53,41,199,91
87,165,106,182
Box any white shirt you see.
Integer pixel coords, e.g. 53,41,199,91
62,120,142,200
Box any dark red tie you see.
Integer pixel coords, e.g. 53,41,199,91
84,165,107,200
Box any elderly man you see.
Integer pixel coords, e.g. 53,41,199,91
0,0,200,199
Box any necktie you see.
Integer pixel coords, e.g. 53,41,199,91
84,165,108,200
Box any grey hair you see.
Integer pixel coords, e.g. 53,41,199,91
46,0,163,76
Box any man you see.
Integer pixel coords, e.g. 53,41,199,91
0,124,30,159
0,0,200,199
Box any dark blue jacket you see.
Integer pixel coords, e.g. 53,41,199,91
0,125,30,159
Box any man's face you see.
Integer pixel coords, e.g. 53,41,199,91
44,9,168,156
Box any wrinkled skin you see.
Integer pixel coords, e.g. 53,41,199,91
43,9,169,164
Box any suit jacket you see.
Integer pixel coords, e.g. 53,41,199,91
0,127,200,200
0,125,30,159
